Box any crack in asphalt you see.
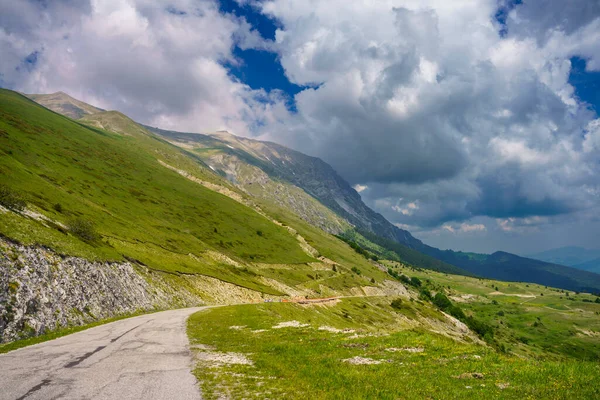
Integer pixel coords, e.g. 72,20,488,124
64,345,107,368
111,320,150,343
64,321,149,369
15,379,52,400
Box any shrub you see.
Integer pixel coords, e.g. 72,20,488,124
53,203,63,213
419,288,432,301
448,305,466,320
256,230,263,236
497,310,505,316
432,292,452,310
410,277,422,287
370,277,375,284
68,218,100,242
351,266,361,275
0,184,26,211
391,298,403,310
491,300,499,305
465,316,494,339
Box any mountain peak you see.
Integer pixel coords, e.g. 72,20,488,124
25,91,103,119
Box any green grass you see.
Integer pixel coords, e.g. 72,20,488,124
188,299,600,399
0,89,315,292
386,261,600,360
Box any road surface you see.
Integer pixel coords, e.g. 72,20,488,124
0,307,205,400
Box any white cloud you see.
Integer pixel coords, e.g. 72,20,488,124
353,184,368,193
255,0,600,238
442,222,486,234
0,0,281,135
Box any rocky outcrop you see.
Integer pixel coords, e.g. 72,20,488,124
0,236,315,343
0,238,179,342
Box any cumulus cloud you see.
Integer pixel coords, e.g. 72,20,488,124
254,0,600,240
0,0,280,134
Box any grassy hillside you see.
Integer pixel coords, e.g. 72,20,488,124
1,89,398,300
188,296,600,399
348,229,470,275
187,262,600,398
0,89,315,292
27,92,104,119
385,260,600,360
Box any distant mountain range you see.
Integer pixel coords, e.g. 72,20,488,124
527,247,600,274
22,90,600,293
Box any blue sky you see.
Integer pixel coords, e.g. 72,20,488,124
2,0,600,254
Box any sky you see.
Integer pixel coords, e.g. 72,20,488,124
1,0,600,255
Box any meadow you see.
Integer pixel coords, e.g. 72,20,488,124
188,297,600,399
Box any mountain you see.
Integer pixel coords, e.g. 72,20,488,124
26,91,104,119
573,258,600,274
24,89,600,293
142,126,464,275
527,246,600,267
143,126,421,246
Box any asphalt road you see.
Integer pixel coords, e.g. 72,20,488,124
0,307,205,400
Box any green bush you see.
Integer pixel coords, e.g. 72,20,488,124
432,292,452,310
351,266,361,275
419,288,432,301
410,277,422,287
67,218,100,242
390,298,403,310
0,184,26,211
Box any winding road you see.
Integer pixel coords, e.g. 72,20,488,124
0,308,205,400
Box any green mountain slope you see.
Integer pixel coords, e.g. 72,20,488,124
0,90,314,291
1,89,400,300
416,246,600,293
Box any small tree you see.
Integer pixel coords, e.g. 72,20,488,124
0,184,26,211
68,218,99,242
